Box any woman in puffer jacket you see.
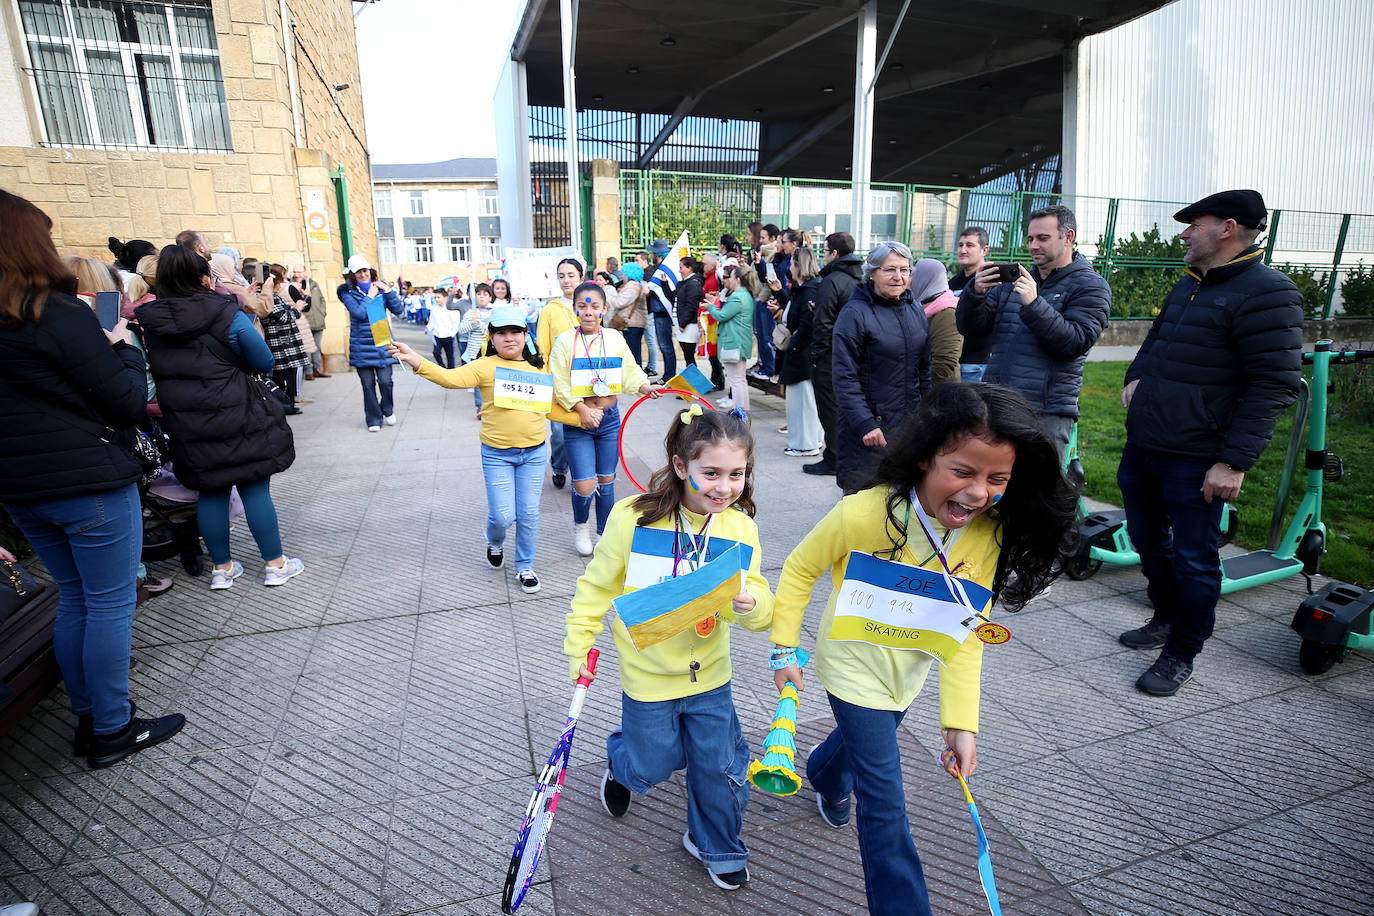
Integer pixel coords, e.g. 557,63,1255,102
337,254,404,431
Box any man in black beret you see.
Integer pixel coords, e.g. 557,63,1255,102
1116,189,1303,696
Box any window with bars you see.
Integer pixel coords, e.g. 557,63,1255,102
446,236,470,262
479,236,501,262
18,0,231,151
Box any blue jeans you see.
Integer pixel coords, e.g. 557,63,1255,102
645,315,661,374
808,693,935,916
547,421,568,475
480,443,547,571
623,326,645,368
607,683,751,874
198,477,283,566
1117,443,1223,661
959,363,986,382
651,311,676,380
356,364,394,427
6,483,140,735
753,300,775,376
563,404,620,532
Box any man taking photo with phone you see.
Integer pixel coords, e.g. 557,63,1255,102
955,204,1111,457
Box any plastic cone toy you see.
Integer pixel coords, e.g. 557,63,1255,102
747,648,809,796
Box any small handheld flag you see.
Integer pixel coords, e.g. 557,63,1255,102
366,299,392,347
612,544,743,651
664,363,712,398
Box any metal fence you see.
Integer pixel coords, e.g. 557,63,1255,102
619,168,1374,319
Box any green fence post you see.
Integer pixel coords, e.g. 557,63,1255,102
1100,197,1120,275
580,175,593,264
781,177,792,228
1325,213,1351,319
643,171,654,245
1263,209,1282,264
900,184,915,250
1008,191,1025,259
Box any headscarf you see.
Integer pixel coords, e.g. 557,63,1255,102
208,253,240,286
216,246,242,269
910,258,949,305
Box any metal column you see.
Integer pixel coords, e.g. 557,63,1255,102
560,0,582,253
849,2,877,253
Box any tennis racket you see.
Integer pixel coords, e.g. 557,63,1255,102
501,648,600,913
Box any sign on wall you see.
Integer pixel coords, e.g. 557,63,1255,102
304,189,331,243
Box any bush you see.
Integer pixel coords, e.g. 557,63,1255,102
1340,263,1374,316
1273,264,1331,318
1092,225,1185,317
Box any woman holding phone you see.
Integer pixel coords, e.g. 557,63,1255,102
338,254,404,431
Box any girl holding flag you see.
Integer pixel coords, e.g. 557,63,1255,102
387,305,581,594
549,281,665,556
768,383,1076,916
565,406,774,891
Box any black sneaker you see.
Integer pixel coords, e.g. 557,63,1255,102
486,545,504,569
518,570,541,594
802,459,835,477
87,711,186,768
552,472,567,489
681,831,749,890
1136,652,1194,697
601,766,631,818
1120,619,1171,649
74,700,137,756
816,790,851,828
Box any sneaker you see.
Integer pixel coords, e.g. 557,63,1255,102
383,414,397,426
1136,652,1194,697
518,570,541,594
87,710,186,768
263,557,304,587
802,459,835,476
487,544,504,569
601,767,631,818
1,902,40,916
210,561,243,590
295,396,316,404
777,425,788,433
681,831,749,890
1120,619,1172,650
816,790,852,828
573,522,593,557
748,368,771,381
715,397,735,409
784,447,822,457
74,700,137,757
367,425,381,432
552,472,567,489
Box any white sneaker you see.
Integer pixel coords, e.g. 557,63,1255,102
573,523,593,557
263,557,304,586
383,414,397,426
716,397,735,409
367,425,381,432
784,447,822,457
210,561,243,590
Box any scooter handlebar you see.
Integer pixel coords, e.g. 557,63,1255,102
1303,349,1374,365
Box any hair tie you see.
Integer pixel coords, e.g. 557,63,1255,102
728,405,749,424
679,403,703,425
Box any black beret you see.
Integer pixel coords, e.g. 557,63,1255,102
1173,189,1268,230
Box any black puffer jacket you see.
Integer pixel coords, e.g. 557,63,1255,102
674,273,704,330
810,253,863,372
955,252,1111,417
135,292,295,490
777,276,821,386
0,294,148,503
1124,247,1303,469
831,281,931,491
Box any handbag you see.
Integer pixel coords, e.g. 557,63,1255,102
0,377,159,483
0,556,39,624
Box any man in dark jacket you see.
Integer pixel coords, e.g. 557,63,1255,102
803,232,863,477
1116,189,1303,697
956,205,1111,456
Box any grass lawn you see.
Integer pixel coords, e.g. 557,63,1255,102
1076,361,1374,588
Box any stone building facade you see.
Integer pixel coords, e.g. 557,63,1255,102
0,0,376,368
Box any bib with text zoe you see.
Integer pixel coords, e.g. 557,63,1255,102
570,356,623,397
829,551,992,665
492,366,554,413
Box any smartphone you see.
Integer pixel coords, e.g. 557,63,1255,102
765,261,777,283
94,290,121,331
996,263,1021,283
256,263,270,285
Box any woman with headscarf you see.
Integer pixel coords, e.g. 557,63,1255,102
910,258,963,387
830,241,932,493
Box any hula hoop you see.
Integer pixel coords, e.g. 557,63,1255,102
617,388,716,492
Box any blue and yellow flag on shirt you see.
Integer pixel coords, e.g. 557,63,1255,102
613,541,746,651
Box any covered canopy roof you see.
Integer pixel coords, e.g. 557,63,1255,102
512,0,1171,185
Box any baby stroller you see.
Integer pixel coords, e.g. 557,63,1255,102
137,418,205,576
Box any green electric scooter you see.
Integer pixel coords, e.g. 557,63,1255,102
1063,340,1363,598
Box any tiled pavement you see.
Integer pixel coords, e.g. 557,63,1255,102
3,324,1373,915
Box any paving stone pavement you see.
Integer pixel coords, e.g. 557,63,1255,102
3,324,1373,915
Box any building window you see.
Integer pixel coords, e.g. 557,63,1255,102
18,0,231,151
479,236,501,262
373,190,391,217
407,237,433,263
378,238,396,264
479,189,499,216
408,190,427,215
446,236,470,262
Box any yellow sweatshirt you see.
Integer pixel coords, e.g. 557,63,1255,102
548,325,650,410
770,486,1001,731
565,497,775,702
537,297,576,361
415,355,580,449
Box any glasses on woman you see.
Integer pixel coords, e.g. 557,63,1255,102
876,266,912,277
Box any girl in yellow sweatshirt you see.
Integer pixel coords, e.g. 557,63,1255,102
388,305,581,595
769,383,1078,916
565,406,774,892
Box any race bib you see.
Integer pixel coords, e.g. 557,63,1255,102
828,551,992,665
570,356,623,397
492,366,554,413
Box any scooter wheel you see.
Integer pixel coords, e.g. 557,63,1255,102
1062,554,1103,581
1298,639,1343,675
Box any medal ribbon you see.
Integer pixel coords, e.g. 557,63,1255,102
577,329,607,391
907,488,984,624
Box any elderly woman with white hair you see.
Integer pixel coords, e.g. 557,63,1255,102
830,240,931,493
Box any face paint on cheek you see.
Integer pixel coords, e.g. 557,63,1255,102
686,474,702,493
992,493,1002,505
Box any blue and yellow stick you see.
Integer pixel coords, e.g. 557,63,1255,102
956,773,1003,915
